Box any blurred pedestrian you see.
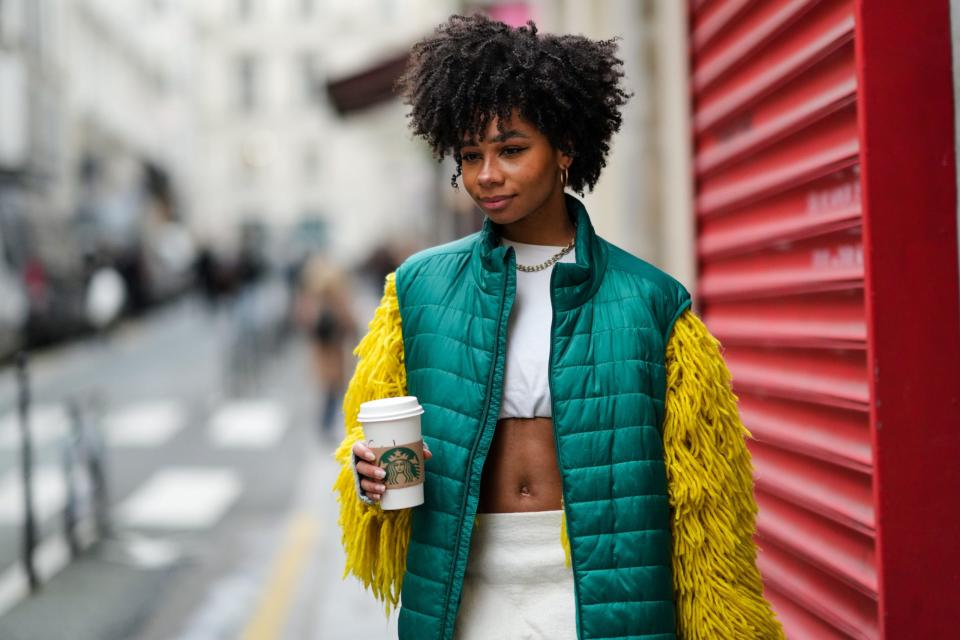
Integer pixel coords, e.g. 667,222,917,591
298,255,356,440
194,244,222,309
336,14,783,640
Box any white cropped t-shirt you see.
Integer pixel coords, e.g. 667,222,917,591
498,238,577,420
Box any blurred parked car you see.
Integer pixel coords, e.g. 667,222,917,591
21,216,93,346
0,227,28,358
0,208,92,347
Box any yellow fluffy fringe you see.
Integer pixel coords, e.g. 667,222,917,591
333,273,411,616
560,501,571,568
664,310,784,639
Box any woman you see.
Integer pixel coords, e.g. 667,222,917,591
334,14,784,640
297,255,356,439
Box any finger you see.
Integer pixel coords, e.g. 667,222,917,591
352,440,375,462
357,462,386,480
423,447,433,461
360,478,387,494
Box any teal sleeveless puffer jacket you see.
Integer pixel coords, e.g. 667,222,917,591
394,195,691,640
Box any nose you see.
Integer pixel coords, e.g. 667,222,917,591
477,155,503,188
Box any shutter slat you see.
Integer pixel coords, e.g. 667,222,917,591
726,347,868,410
740,396,871,473
699,230,863,299
704,290,865,347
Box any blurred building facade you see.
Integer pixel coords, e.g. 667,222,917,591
0,0,61,233
1,0,197,345
189,0,461,268
531,0,697,289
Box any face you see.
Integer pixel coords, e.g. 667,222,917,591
458,109,571,227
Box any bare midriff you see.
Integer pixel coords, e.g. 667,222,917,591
478,417,563,513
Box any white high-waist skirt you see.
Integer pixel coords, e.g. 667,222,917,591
453,509,578,640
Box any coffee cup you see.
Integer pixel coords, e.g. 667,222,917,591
357,396,426,510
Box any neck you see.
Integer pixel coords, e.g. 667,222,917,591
498,189,575,245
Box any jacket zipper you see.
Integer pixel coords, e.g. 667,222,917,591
439,263,511,639
548,267,584,640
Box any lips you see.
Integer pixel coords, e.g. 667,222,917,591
478,195,515,211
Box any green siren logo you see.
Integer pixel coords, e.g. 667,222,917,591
380,447,421,486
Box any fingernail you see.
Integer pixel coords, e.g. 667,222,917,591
365,452,375,461
374,469,385,479
377,485,386,493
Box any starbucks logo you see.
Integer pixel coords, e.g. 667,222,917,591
380,446,421,485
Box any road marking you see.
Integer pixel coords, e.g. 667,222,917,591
116,467,242,530
0,563,28,619
0,404,70,451
208,400,288,449
239,512,320,640
0,465,67,525
105,400,187,448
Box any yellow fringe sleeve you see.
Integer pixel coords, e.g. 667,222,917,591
664,309,784,639
332,272,412,615
560,501,571,568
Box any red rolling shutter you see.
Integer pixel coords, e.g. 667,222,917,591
688,1,960,638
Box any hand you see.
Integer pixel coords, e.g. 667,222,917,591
353,439,432,502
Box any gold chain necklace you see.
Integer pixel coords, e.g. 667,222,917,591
514,238,576,272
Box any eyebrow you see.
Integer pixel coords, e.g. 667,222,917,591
460,130,530,147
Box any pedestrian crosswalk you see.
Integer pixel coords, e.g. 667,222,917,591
0,397,292,532
0,465,68,525
208,399,288,449
0,398,296,530
0,404,70,451
104,400,187,448
116,467,244,530
0,394,304,619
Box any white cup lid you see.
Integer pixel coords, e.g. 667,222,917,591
357,396,424,423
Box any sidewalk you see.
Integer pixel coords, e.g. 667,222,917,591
251,445,400,640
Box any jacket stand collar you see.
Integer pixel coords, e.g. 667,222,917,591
472,194,608,311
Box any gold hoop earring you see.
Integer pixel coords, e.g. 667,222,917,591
560,166,568,188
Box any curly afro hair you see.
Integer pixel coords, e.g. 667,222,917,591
395,14,630,194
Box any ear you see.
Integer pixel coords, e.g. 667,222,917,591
558,149,573,170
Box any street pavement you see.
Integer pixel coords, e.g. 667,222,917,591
0,290,398,639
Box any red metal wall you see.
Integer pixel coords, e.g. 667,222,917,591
688,1,960,637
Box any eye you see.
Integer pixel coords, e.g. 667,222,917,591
502,146,526,156
461,152,481,162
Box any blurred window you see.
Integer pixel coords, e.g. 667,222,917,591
299,52,323,107
302,144,321,180
236,0,255,21
300,0,317,19
0,0,25,46
236,53,259,112
380,0,396,21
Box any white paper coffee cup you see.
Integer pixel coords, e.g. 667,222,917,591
358,396,425,510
